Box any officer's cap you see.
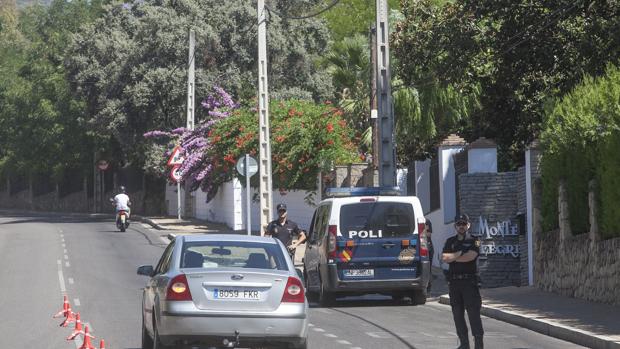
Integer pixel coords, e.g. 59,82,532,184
455,213,470,224
276,203,287,211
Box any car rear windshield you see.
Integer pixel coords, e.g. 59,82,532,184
180,241,288,271
340,202,415,238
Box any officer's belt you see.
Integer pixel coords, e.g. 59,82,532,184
449,274,476,280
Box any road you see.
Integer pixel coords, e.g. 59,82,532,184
0,213,586,349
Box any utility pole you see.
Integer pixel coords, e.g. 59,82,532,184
375,0,396,186
257,0,273,234
186,29,195,131
179,28,196,220
369,25,379,185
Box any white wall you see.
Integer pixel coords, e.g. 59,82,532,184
426,209,456,268
440,146,464,224
415,159,431,214
169,168,411,233
468,148,498,173
165,183,186,217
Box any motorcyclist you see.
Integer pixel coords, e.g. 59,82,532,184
264,203,306,260
112,186,131,224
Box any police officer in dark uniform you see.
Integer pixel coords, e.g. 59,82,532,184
265,203,306,258
442,214,484,349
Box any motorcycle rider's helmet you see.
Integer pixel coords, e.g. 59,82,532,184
119,185,126,193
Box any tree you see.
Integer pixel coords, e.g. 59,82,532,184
65,0,334,172
393,0,620,167
321,0,400,42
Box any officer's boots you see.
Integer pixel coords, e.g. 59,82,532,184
456,336,470,349
474,335,484,349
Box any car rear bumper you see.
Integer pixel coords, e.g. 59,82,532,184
158,302,308,346
326,261,430,293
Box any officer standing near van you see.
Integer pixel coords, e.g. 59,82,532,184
265,203,306,259
441,214,484,349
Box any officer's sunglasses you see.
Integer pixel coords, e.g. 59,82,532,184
455,221,468,227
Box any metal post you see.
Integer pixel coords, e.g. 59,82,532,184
370,25,379,185
177,182,181,220
186,29,196,131
245,154,252,235
257,0,273,235
375,0,396,186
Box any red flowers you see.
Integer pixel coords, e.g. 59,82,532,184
326,123,334,133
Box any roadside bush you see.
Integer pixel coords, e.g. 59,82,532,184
540,64,620,238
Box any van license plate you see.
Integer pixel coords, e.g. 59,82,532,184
344,269,374,277
213,289,260,300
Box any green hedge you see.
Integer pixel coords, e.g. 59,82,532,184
541,63,620,238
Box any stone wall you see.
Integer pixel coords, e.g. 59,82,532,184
459,172,522,288
535,231,620,305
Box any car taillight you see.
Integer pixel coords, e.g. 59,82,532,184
327,225,337,258
281,277,305,303
418,222,429,257
166,274,193,301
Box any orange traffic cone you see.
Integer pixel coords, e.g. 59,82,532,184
79,325,96,349
53,295,69,318
67,313,93,340
99,339,106,349
59,305,77,327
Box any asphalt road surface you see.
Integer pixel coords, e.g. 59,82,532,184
0,213,586,349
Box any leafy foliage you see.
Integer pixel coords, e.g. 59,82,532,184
393,0,620,167
541,64,620,238
145,90,360,202
65,0,334,170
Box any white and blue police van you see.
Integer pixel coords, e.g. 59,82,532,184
302,187,430,306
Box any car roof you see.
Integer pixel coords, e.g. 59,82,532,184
179,234,279,244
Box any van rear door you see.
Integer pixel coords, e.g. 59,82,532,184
337,200,419,280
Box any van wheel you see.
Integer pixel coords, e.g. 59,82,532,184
410,289,427,305
391,293,405,303
319,281,336,307
141,317,153,349
304,271,318,302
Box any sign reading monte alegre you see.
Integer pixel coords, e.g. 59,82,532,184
471,216,520,258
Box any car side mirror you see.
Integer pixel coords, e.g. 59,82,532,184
137,265,155,277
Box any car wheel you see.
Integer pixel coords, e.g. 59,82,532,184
318,280,335,307
142,317,154,349
391,293,405,303
410,289,427,305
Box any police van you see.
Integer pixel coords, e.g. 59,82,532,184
302,187,430,306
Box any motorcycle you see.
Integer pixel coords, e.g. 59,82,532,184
110,197,130,232
116,210,130,232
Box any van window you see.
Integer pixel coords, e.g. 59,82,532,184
340,202,415,238
317,204,331,240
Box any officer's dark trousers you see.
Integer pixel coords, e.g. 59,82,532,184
449,279,484,340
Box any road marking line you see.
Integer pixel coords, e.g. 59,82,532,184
141,224,151,228
366,332,382,338
58,270,66,294
64,249,68,253
57,260,61,265
64,254,69,260
324,333,337,338
350,347,362,349
308,323,314,327
337,340,351,345
62,243,66,248
65,261,71,267
313,328,325,332
74,298,81,306
68,278,74,284
60,233,64,237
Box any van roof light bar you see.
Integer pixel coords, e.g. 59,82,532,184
324,187,402,198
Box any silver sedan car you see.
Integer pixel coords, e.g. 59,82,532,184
138,234,308,349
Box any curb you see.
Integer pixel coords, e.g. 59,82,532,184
439,295,620,349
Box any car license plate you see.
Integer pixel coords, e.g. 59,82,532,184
213,289,260,300
344,269,374,277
